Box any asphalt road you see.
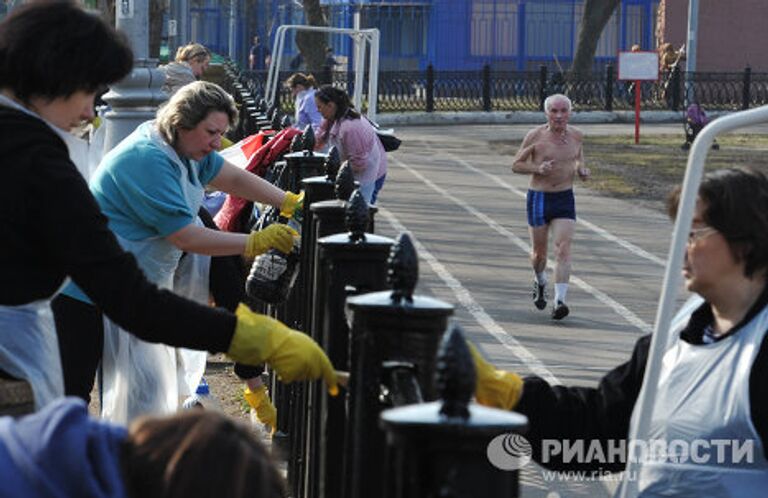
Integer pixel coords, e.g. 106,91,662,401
371,123,706,498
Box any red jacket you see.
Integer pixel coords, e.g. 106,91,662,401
214,127,302,233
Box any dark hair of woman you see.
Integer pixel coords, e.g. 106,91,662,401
315,84,360,122
121,410,287,498
0,1,133,104
667,166,768,278
285,73,317,90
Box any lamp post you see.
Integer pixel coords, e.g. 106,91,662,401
684,0,699,108
178,0,188,46
102,0,167,152
228,0,238,61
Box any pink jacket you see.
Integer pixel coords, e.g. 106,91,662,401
319,116,387,186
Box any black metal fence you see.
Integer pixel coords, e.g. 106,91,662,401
244,65,768,115
218,61,528,498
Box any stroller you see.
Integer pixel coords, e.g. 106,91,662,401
682,103,719,150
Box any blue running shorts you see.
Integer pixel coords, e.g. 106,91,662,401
526,189,576,227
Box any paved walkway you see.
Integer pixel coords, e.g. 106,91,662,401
376,109,768,128
371,121,768,497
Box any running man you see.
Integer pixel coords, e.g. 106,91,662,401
512,94,590,319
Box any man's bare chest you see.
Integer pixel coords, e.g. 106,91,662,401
535,140,579,163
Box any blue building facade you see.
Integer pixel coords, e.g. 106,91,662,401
428,0,658,71
193,0,659,72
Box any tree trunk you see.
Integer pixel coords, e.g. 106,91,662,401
296,0,329,75
570,0,621,77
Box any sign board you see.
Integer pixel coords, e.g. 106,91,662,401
618,51,659,81
117,0,134,19
168,19,177,37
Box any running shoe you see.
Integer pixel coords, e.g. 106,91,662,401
533,281,547,310
552,301,569,320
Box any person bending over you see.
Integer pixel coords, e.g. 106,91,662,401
0,1,334,414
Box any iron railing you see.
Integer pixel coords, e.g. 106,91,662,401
242,65,768,115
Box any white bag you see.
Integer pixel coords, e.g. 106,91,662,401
172,247,211,397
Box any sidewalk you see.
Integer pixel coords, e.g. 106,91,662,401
376,109,743,127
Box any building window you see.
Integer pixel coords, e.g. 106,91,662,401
525,1,575,59
471,0,519,57
364,5,428,58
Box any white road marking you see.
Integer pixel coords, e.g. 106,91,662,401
377,206,562,386
386,146,631,496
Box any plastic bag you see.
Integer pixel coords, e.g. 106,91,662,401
172,246,211,397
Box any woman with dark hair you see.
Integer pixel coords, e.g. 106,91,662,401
0,397,287,498
0,1,335,413
284,72,322,133
470,167,768,495
314,85,387,204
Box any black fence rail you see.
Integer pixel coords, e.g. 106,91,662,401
241,64,768,115
243,69,353,114
377,71,428,113
220,62,529,498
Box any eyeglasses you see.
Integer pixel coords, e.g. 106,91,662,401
687,226,718,245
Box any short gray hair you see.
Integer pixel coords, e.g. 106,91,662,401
544,93,572,113
156,81,238,147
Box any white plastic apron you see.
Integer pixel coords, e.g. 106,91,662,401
100,123,209,424
0,291,65,411
172,224,211,398
623,298,768,497
0,96,90,410
55,121,106,181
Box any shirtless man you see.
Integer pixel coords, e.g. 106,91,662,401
512,94,590,319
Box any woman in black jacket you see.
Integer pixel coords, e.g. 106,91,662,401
0,1,335,411
471,168,768,495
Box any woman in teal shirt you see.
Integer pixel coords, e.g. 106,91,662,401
55,81,305,422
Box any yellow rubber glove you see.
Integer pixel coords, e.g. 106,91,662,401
468,341,524,411
244,223,298,258
280,191,305,219
244,385,277,432
219,136,234,150
229,304,338,395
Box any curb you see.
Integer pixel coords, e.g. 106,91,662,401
375,110,733,127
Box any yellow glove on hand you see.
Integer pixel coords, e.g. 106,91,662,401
244,223,298,258
244,385,277,431
468,341,523,411
219,136,234,150
229,304,338,395
280,191,305,219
